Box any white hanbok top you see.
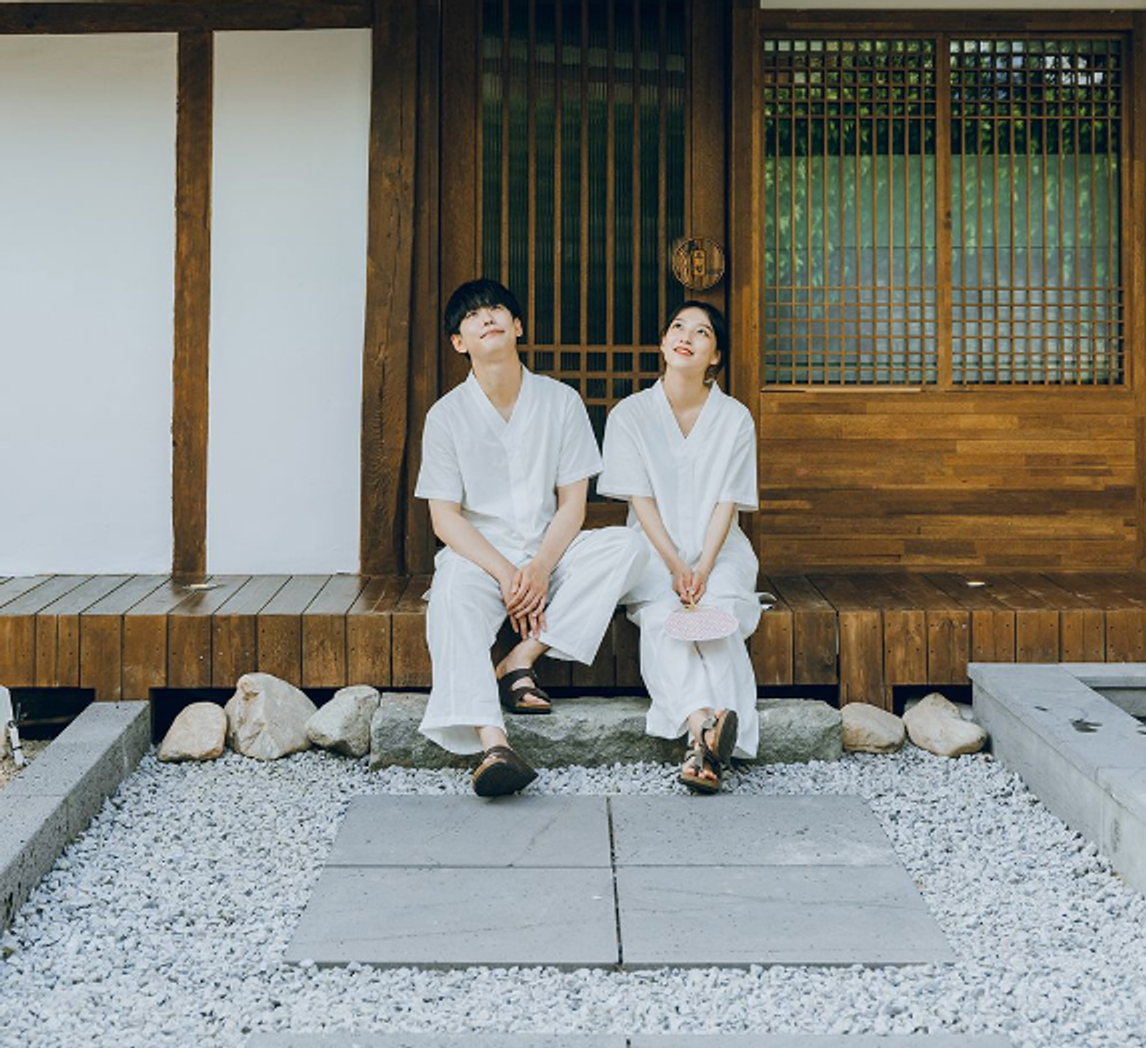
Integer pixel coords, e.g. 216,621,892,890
598,380,758,598
415,366,602,556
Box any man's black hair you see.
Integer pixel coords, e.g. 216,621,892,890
443,278,524,338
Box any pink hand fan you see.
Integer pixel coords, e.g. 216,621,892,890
663,603,739,642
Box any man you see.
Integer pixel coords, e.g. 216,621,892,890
414,278,647,796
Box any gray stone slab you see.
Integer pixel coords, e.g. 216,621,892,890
284,867,618,968
370,694,842,771
630,1038,1011,1047
609,796,897,867
247,1039,1009,1048
247,1038,618,1048
329,795,610,868
616,865,955,967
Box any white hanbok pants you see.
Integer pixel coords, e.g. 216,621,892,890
626,551,761,759
420,527,648,754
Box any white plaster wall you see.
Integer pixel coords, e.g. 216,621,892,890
208,30,369,573
0,35,176,575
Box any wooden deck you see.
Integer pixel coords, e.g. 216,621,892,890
2,572,1146,707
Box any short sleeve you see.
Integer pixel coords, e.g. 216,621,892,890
555,392,603,487
414,406,464,503
718,411,759,512
597,406,654,501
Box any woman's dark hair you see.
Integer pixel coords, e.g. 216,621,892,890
662,299,729,381
443,278,524,338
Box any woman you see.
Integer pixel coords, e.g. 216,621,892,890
598,301,760,792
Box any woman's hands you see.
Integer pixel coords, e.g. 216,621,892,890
669,557,711,607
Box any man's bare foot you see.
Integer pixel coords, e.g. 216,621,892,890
496,642,551,711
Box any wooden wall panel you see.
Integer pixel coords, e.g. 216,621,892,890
758,390,1139,572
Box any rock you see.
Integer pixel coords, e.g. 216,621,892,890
158,702,227,762
757,699,842,763
903,691,987,757
841,703,905,754
307,685,380,758
369,692,681,770
224,673,316,761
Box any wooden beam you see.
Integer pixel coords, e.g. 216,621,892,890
172,31,213,583
755,10,1133,34
405,0,443,575
360,0,418,574
0,2,372,35
1133,15,1146,567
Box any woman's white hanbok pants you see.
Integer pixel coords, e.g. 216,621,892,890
420,527,648,754
626,551,761,759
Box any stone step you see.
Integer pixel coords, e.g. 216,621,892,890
369,694,843,770
248,1033,1013,1046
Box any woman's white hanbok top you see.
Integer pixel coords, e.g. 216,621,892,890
597,380,759,609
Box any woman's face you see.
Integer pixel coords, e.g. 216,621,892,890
660,306,720,380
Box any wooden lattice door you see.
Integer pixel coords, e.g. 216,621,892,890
440,0,727,522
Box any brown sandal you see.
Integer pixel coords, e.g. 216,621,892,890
678,709,738,794
472,745,538,797
497,667,552,714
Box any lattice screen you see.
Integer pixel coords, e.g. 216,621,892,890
480,0,686,441
951,38,1123,384
760,34,1125,387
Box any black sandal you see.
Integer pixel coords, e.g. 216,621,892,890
472,745,538,797
678,709,738,794
497,667,552,714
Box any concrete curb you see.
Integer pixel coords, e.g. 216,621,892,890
0,701,151,930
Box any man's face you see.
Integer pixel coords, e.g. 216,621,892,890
451,303,523,359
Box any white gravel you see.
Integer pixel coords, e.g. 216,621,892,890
2,748,1146,1048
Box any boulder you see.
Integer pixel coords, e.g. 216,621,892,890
369,692,679,770
224,673,316,761
757,699,842,763
841,703,905,754
307,685,380,758
903,691,987,757
158,702,227,762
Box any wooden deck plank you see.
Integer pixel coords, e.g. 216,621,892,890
810,576,885,707
81,575,170,700
0,576,90,688
34,576,132,689
302,575,369,688
167,576,250,689
0,575,52,609
751,577,794,686
613,613,642,688
212,575,291,688
257,575,330,686
880,575,969,684
391,576,431,687
925,574,1016,664
122,580,203,698
770,576,837,684
958,576,1060,664
1008,574,1105,663
347,575,404,687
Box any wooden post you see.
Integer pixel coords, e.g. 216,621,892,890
1133,15,1146,567
360,0,418,574
172,31,213,583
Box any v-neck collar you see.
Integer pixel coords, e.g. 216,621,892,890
655,378,720,446
466,364,530,439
